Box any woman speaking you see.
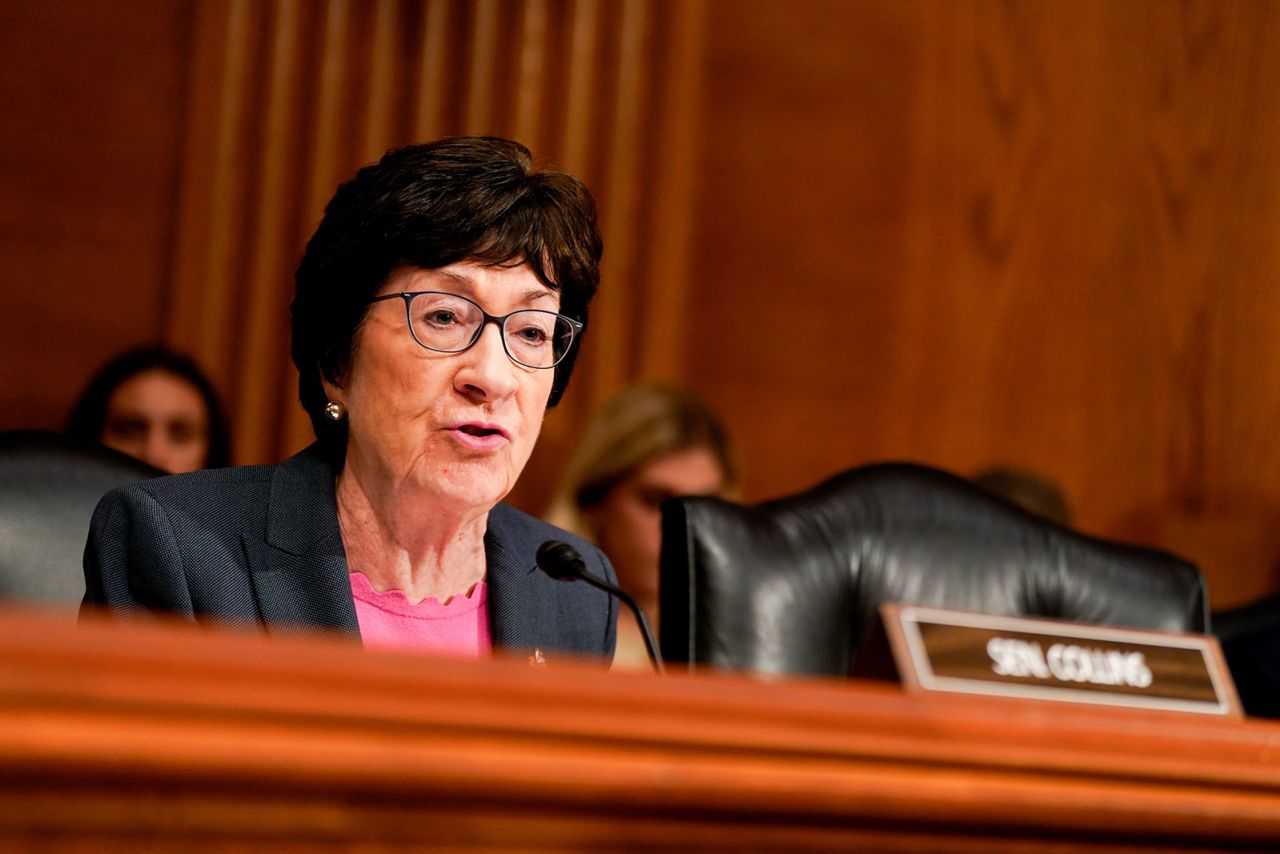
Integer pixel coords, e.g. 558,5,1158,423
82,137,616,662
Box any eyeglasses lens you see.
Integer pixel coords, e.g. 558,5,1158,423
406,293,575,368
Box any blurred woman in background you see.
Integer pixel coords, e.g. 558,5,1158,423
546,385,737,668
66,346,230,474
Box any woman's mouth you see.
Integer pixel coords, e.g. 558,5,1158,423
449,422,511,451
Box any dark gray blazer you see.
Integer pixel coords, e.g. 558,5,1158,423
82,444,617,660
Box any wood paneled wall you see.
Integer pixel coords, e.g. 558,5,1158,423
3,0,1280,607
687,0,1280,608
0,0,192,429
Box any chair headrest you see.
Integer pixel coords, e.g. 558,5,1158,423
660,462,1207,676
0,430,162,612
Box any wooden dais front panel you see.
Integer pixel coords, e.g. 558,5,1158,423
1,607,1278,851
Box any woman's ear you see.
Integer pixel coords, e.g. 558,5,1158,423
320,369,345,406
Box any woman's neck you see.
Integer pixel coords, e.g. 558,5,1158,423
334,462,488,604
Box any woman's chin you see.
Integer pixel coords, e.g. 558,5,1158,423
420,465,516,513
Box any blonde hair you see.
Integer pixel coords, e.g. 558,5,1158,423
545,385,737,540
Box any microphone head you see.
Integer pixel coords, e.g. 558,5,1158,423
536,540,587,581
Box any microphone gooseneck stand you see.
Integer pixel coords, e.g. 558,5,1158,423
536,540,665,674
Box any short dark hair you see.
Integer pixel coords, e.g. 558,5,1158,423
66,346,231,468
291,136,603,462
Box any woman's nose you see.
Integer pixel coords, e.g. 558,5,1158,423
141,427,176,473
454,323,519,401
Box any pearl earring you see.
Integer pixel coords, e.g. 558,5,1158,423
323,401,346,421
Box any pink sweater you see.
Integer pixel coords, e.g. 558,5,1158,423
349,572,492,657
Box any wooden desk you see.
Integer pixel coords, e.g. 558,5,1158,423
1,608,1277,851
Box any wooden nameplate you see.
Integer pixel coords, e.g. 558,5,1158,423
855,604,1242,718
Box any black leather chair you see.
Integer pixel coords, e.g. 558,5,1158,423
1212,595,1280,718
0,430,161,614
659,462,1207,676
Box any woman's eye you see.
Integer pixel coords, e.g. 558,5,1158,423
103,416,147,441
638,488,673,510
515,326,549,344
167,421,201,444
425,310,458,326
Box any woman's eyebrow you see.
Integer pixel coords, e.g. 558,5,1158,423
420,269,556,305
433,269,475,290
523,288,557,304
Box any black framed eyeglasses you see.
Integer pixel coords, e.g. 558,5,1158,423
368,290,584,369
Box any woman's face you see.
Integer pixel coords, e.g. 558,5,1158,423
328,261,558,513
101,369,211,474
590,445,727,608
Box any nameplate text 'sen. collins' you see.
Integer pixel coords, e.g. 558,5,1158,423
870,604,1241,717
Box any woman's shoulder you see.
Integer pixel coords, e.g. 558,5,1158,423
120,462,273,497
108,443,332,508
97,462,279,526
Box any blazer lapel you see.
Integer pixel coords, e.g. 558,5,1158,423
485,506,561,655
246,445,359,638
242,449,575,650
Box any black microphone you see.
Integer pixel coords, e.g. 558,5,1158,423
536,540,665,673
